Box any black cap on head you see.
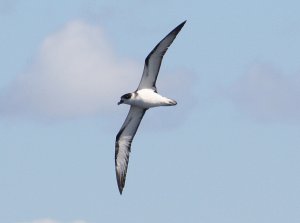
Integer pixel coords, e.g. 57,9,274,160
118,93,132,105
121,93,132,100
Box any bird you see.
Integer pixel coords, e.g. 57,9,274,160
115,21,186,194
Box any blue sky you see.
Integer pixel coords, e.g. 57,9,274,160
1,0,300,223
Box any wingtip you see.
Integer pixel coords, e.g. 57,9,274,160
117,180,124,195
118,188,123,195
179,20,187,27
116,172,125,195
173,20,186,33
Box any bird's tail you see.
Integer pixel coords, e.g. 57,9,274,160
165,98,177,106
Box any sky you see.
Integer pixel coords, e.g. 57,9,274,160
0,0,299,222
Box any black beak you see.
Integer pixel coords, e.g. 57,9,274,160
117,100,123,105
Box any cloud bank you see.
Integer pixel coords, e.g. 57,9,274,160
0,20,193,120
228,64,300,122
0,20,139,119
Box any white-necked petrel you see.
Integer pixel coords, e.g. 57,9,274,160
115,21,186,194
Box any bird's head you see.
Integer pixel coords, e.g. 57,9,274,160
118,93,132,105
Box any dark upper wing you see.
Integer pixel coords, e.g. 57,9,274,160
137,21,186,91
115,106,147,194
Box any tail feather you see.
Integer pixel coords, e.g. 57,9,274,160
165,98,177,106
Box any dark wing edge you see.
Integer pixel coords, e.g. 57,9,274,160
137,20,186,91
115,106,147,194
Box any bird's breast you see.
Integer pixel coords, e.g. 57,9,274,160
131,89,175,108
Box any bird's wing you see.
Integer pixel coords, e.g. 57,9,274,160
115,106,147,194
137,21,186,91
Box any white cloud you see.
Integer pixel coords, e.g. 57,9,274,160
0,20,195,121
0,20,140,119
228,64,300,122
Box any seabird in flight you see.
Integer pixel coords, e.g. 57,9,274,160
115,21,186,194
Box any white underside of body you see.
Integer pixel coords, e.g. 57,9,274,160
129,89,176,109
